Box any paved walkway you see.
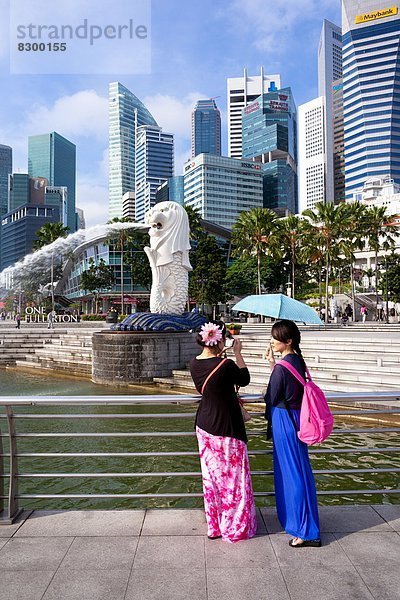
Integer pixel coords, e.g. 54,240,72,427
0,505,399,599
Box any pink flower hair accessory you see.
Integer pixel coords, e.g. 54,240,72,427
199,322,223,346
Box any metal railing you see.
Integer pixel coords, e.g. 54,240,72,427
1,392,400,524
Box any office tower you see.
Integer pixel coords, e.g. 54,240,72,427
342,1,400,200
0,144,12,272
134,125,174,222
28,132,76,231
332,80,345,203
155,176,185,205
76,207,86,230
191,99,221,157
0,203,60,270
122,192,135,220
298,97,326,213
44,187,68,227
318,19,343,204
0,144,12,216
109,81,158,220
242,87,297,215
227,68,281,158
183,154,263,229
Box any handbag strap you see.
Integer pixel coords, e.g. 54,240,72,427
201,358,228,395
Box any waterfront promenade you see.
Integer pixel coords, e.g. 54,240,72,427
1,506,399,600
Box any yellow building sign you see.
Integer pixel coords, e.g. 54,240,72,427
355,5,398,23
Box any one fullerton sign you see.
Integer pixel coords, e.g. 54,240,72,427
355,5,398,23
25,306,78,323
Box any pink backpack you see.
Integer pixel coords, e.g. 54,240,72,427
277,360,334,445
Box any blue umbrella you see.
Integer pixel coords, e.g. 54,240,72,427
232,294,323,325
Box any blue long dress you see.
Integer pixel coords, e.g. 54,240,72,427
265,354,320,540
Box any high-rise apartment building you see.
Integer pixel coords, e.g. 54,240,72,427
342,1,400,200
28,132,76,231
109,82,158,220
227,68,281,158
183,154,263,229
191,99,221,157
134,125,174,223
318,19,343,203
298,97,326,213
242,87,297,215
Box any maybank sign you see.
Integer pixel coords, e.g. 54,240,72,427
355,5,398,23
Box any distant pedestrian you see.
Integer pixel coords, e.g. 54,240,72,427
344,304,353,321
15,313,21,329
376,303,384,322
360,304,368,323
47,310,56,329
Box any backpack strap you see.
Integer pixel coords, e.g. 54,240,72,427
277,359,310,385
201,358,228,395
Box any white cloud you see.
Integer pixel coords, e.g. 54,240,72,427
223,0,335,53
143,92,208,139
175,147,192,175
76,180,109,228
26,90,108,141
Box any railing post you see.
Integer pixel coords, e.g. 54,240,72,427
3,406,22,524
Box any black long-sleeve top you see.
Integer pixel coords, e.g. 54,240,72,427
264,354,305,439
189,356,250,443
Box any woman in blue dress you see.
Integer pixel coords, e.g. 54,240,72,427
264,319,321,547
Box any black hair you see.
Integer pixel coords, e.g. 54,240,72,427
271,319,307,372
196,320,227,347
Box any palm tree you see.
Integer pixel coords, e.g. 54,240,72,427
363,206,399,308
33,222,70,250
341,202,367,319
303,202,350,323
278,215,306,299
232,208,281,295
184,205,206,242
107,217,137,315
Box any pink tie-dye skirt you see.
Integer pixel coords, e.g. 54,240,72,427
196,426,257,543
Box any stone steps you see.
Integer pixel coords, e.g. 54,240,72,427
15,358,92,375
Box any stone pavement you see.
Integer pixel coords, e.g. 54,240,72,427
0,506,399,600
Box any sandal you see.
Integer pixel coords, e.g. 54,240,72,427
289,538,321,548
207,535,222,540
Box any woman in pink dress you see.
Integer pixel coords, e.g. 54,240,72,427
189,321,257,543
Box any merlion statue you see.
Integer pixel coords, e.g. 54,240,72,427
144,201,192,315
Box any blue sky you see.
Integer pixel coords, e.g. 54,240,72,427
0,0,341,227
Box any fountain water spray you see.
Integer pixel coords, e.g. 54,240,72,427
0,221,149,289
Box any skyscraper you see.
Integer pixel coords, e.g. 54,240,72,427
134,125,174,222
332,80,345,204
298,97,326,213
242,88,297,215
109,82,158,220
0,144,12,271
0,144,12,218
191,99,221,157
227,68,281,158
342,1,400,200
184,154,263,229
28,132,76,231
318,19,343,203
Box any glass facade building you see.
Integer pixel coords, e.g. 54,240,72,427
332,79,345,203
109,82,158,220
242,87,298,214
0,145,12,218
134,125,174,223
191,99,221,157
155,176,185,205
1,204,60,270
342,1,400,200
28,132,76,231
183,154,263,229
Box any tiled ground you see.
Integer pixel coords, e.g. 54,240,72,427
0,506,399,600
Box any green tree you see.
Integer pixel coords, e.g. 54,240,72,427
124,230,152,289
33,222,70,250
184,205,206,242
303,202,350,323
80,258,114,314
106,217,138,314
363,206,399,307
225,255,285,297
189,235,228,317
278,215,307,299
232,208,281,295
382,253,400,302
341,201,367,318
